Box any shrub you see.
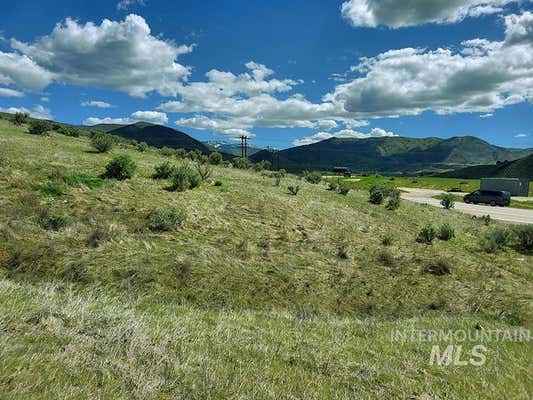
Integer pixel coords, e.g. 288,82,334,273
480,227,511,253
386,188,401,210
136,142,148,152
171,164,202,192
382,234,393,246
160,147,175,157
440,193,456,209
103,155,137,180
147,208,187,232
303,171,322,184
338,182,350,196
369,183,395,205
13,112,29,126
58,126,81,137
253,160,272,172
38,209,68,231
28,120,51,135
378,250,396,267
425,259,452,276
327,181,339,191
438,223,455,241
514,225,533,252
208,151,223,165
417,225,437,244
175,149,188,159
152,161,175,179
232,157,252,169
195,162,213,181
91,133,114,153
187,150,204,162
272,170,286,186
369,189,384,205
288,185,300,196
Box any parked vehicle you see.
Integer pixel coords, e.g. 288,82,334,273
463,190,511,207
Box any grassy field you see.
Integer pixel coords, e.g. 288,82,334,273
1,118,532,399
330,175,533,197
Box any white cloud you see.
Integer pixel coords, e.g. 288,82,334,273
341,0,528,28
117,0,145,11
0,51,55,90
514,133,529,137
83,110,168,126
81,100,113,108
41,96,50,102
0,87,24,97
0,105,52,120
293,127,397,146
480,113,493,118
10,14,193,97
331,12,533,117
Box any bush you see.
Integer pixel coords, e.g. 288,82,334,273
425,259,452,276
480,227,511,253
147,208,187,232
327,181,339,191
386,188,401,210
514,225,533,252
303,171,322,184
28,120,51,135
440,193,456,209
152,161,175,179
338,182,350,196
369,183,395,205
232,157,252,169
288,185,300,196
187,150,204,162
253,160,272,172
57,126,81,137
272,170,286,186
91,133,114,153
136,142,148,152
208,152,223,165
103,155,137,180
195,162,213,181
175,149,188,159
159,147,175,157
13,112,29,126
38,209,68,231
417,225,437,244
171,164,202,192
438,223,455,241
369,189,384,205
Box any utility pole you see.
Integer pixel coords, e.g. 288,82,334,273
240,135,248,158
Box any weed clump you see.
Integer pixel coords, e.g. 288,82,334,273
425,259,452,276
438,223,455,241
91,133,114,153
288,185,300,196
440,193,456,209
417,225,437,244
152,161,175,179
171,164,201,192
480,227,511,253
38,209,69,231
147,208,187,232
103,155,137,180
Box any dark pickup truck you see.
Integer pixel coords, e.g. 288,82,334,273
464,190,511,207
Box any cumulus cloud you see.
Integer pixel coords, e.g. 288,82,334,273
341,0,528,28
293,127,397,146
0,105,52,120
83,110,168,126
331,12,533,117
9,14,193,97
0,87,24,97
81,100,112,108
514,133,529,137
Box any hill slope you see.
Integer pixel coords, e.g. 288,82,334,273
106,122,213,154
0,117,532,399
251,136,533,173
438,154,533,179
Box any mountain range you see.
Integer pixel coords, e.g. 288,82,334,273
204,140,263,156
437,154,533,179
250,136,533,174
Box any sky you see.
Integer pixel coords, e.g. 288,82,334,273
1,0,533,149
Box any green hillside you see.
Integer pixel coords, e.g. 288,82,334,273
0,116,532,399
251,136,533,173
438,154,533,179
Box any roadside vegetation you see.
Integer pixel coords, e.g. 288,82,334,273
0,116,532,399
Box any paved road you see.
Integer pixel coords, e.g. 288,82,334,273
400,188,533,224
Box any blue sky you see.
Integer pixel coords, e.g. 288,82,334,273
1,0,533,149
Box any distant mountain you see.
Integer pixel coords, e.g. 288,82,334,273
437,154,533,179
101,122,213,154
81,123,127,133
204,140,263,156
250,136,533,173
